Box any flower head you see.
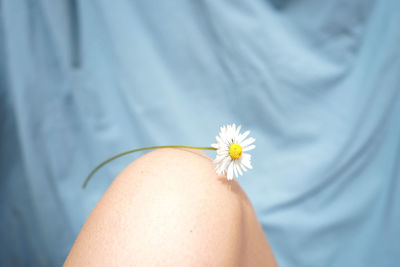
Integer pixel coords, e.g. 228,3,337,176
211,124,255,180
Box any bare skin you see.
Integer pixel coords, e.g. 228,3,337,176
64,148,277,266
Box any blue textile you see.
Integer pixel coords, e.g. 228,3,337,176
1,1,399,266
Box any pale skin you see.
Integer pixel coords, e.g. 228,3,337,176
64,148,278,266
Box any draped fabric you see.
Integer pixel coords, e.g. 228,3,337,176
1,1,399,266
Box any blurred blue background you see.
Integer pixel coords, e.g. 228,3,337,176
1,0,399,266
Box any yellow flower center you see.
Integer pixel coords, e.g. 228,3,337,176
229,143,242,160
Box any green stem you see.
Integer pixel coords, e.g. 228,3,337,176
82,145,217,188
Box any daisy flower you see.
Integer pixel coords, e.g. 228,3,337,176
211,124,255,180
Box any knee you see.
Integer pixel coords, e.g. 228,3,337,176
66,148,251,265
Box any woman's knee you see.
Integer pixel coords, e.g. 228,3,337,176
65,148,276,266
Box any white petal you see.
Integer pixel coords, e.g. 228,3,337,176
232,123,236,133
216,135,223,144
214,156,224,165
226,125,233,141
240,153,252,168
242,152,251,159
217,149,228,156
236,162,243,176
241,158,252,169
242,144,255,152
227,162,234,180
240,137,255,148
237,130,250,144
235,125,242,138
233,162,238,178
218,157,231,174
239,162,247,172
215,167,224,176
